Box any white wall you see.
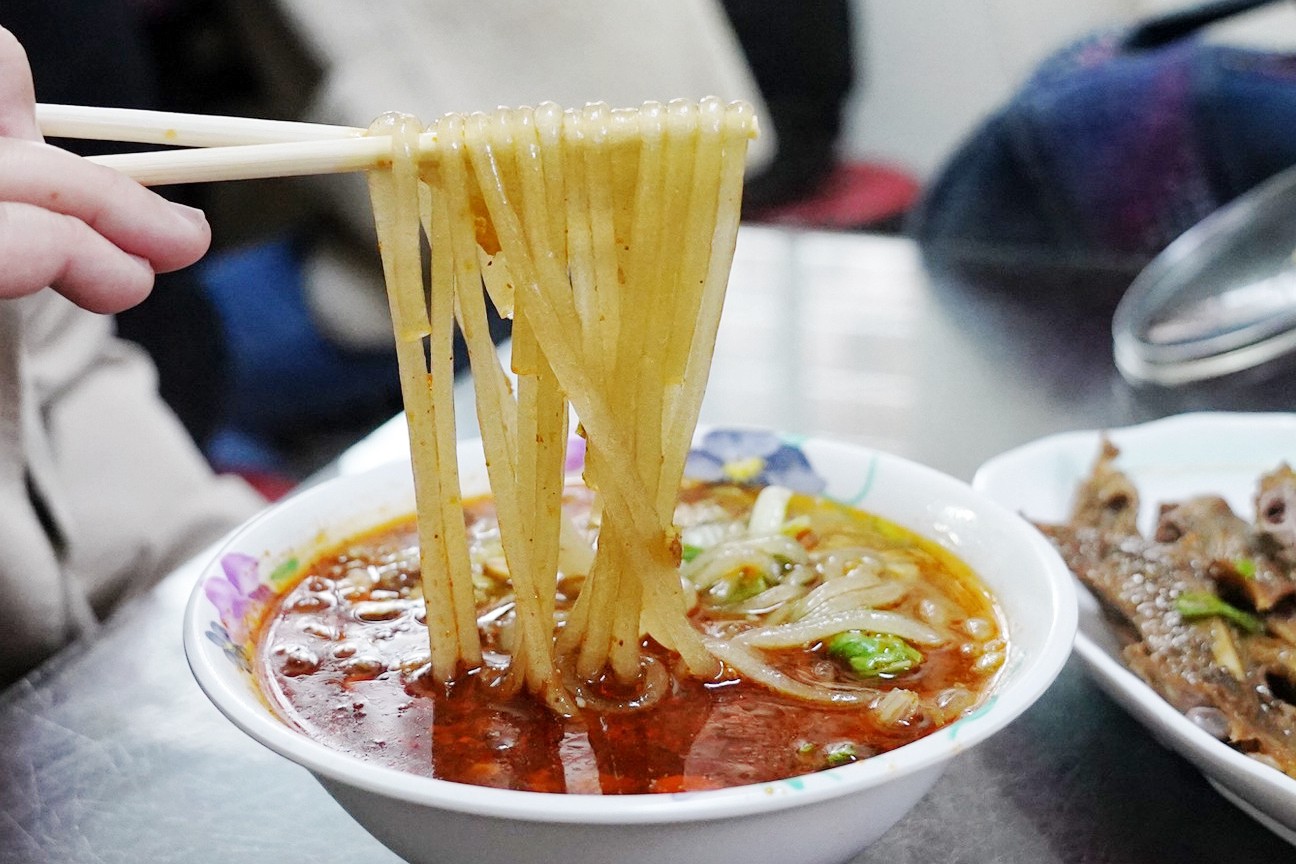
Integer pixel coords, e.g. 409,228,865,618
839,0,1202,179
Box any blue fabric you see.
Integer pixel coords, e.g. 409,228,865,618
912,28,1296,261
198,237,398,450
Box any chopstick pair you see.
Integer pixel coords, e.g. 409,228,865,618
35,103,419,186
37,101,759,187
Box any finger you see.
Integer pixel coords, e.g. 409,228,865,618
0,137,210,273
0,201,156,313
0,28,41,141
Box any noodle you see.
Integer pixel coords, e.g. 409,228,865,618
366,99,755,699
736,610,948,650
366,113,476,681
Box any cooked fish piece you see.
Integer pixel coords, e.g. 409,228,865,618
1037,442,1296,777
1067,438,1140,537
1212,556,1296,615
1155,496,1296,612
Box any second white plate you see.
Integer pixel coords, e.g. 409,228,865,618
972,411,1296,844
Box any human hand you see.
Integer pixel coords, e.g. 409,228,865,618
0,27,211,314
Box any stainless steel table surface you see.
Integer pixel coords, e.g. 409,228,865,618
4,227,1295,863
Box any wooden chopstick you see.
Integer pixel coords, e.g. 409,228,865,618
36,103,366,147
36,102,407,185
37,102,758,186
86,137,416,185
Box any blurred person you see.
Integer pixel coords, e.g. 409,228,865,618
0,26,263,688
718,0,855,211
713,0,919,231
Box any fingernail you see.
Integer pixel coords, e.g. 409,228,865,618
170,202,209,229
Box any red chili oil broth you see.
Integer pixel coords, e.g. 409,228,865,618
255,483,1003,794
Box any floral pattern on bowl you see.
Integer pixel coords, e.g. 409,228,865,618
564,435,587,475
685,428,825,494
203,552,299,673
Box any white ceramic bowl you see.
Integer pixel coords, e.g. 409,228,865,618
184,428,1077,864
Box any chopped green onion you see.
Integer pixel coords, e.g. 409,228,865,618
1233,557,1257,580
710,569,768,605
681,544,704,563
826,631,923,678
824,742,858,767
1174,592,1263,634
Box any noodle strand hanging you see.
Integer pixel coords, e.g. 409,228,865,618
366,99,756,701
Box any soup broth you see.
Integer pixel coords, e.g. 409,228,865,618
256,482,1004,794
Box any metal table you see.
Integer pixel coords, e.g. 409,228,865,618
4,227,1294,863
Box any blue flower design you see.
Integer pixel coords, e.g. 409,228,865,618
205,621,252,674
685,428,825,494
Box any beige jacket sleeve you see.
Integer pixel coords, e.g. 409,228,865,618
0,292,264,687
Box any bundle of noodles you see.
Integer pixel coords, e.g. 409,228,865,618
364,99,754,713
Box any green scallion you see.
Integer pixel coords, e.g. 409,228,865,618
826,631,923,678
824,742,858,767
1174,591,1263,634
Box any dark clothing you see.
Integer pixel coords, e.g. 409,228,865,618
720,0,855,210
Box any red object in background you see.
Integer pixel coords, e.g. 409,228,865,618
746,161,920,231
233,470,298,502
